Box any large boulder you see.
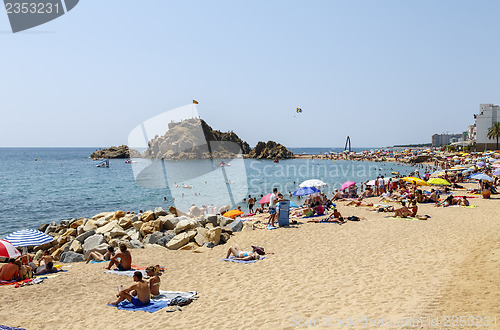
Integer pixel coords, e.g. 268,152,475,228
144,231,164,245
75,230,95,244
141,210,155,222
95,220,119,234
60,219,71,228
83,220,97,232
179,242,200,250
38,223,49,233
154,207,168,217
70,219,84,229
166,232,190,250
83,234,105,254
109,227,128,239
118,216,134,230
219,216,234,227
69,240,83,253
194,227,209,246
161,215,180,230
60,251,84,263
207,227,222,245
126,228,140,241
111,210,125,220
189,205,202,218
226,219,243,232
168,206,188,217
92,212,114,220
174,217,199,234
205,215,218,227
157,233,176,247
129,239,144,249
140,220,162,237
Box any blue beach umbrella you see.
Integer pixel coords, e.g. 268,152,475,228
5,229,54,247
470,173,494,182
293,186,320,196
493,169,500,176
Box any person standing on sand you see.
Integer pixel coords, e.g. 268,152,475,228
267,188,279,226
247,195,255,213
105,243,131,271
109,271,150,307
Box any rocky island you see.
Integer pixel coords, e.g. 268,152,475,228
91,118,294,160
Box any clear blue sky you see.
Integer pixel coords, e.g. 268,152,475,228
1,0,499,148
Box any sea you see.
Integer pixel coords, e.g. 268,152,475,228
0,147,417,238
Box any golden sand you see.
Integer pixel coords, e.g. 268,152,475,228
1,185,499,329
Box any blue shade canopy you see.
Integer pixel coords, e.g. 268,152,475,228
470,173,494,182
293,186,320,196
5,229,54,247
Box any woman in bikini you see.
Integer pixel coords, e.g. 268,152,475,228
86,246,115,264
226,244,259,261
146,265,162,298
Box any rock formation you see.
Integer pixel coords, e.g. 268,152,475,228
247,141,294,159
90,145,141,159
144,119,251,159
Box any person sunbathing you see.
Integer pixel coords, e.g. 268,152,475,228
458,196,469,206
109,271,150,307
409,201,418,217
37,250,53,267
320,208,346,224
393,201,410,218
105,243,131,271
86,246,115,264
33,261,58,275
226,244,259,261
346,199,373,207
0,258,19,281
145,265,162,298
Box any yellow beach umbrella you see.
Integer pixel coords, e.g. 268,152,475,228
402,176,430,186
427,178,451,185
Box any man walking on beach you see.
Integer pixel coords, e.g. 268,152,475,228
108,271,150,307
247,195,255,213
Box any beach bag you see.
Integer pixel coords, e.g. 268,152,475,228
347,216,360,221
252,246,265,255
170,296,193,306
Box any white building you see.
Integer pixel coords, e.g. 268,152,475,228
474,104,500,150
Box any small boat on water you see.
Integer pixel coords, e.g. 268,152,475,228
125,159,137,164
218,161,231,167
392,171,400,175
273,157,279,163
96,159,109,168
182,184,193,189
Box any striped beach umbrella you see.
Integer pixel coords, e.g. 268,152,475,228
0,239,22,259
4,229,54,247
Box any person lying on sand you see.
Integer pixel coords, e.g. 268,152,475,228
346,199,373,207
32,261,58,275
321,208,346,224
109,271,150,307
458,196,469,206
105,243,131,271
226,244,259,261
86,246,115,264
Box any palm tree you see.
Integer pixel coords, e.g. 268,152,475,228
487,121,500,150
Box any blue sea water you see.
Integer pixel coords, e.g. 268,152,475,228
0,148,416,238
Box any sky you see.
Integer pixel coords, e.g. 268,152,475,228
1,0,500,148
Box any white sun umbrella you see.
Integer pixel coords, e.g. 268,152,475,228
299,179,327,189
5,229,54,263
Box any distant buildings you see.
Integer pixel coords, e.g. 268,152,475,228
474,104,500,150
431,133,465,147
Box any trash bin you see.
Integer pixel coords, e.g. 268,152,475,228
277,200,290,227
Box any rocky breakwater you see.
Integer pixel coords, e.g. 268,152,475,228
90,145,141,159
247,141,294,159
35,207,253,263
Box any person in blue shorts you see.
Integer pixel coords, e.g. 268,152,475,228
267,188,279,226
109,271,150,307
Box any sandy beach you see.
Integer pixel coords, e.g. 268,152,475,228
1,183,499,330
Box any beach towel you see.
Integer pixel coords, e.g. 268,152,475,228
104,269,147,277
107,290,197,313
89,260,106,264
220,256,266,263
0,325,26,330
